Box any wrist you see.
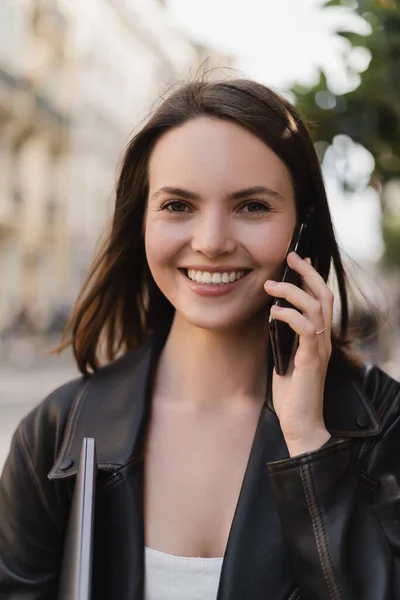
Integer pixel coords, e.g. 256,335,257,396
285,428,331,457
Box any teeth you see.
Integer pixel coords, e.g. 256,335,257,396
186,270,247,285
221,273,229,283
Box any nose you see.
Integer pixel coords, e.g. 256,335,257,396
191,208,236,257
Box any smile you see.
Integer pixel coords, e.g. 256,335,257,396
178,268,252,297
186,269,251,285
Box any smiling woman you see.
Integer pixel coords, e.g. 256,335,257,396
145,116,296,331
1,76,400,600
57,78,348,372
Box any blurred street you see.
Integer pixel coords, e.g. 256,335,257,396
0,339,78,474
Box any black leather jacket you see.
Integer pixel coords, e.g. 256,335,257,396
1,330,400,600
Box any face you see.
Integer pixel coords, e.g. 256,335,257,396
144,117,297,332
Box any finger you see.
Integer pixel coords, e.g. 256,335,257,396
302,258,315,297
302,280,314,297
270,304,321,360
286,252,328,299
265,280,325,330
286,252,334,330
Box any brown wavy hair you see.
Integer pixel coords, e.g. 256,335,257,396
55,77,355,375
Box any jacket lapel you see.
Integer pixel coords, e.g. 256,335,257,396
48,329,165,479
217,402,298,600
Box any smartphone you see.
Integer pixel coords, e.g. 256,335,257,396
269,213,313,376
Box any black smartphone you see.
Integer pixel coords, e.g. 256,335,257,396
269,213,313,376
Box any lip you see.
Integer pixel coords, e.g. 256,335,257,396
179,268,251,297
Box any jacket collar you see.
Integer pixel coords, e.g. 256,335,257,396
48,327,381,480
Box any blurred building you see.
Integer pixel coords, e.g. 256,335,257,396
0,0,232,334
0,0,72,333
64,0,198,302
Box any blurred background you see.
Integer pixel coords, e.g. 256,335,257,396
0,0,399,471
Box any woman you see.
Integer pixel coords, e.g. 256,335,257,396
1,78,399,600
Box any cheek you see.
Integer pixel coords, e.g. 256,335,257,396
246,223,293,270
144,218,185,274
145,222,164,275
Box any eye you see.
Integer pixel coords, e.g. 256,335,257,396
239,200,272,213
161,200,192,213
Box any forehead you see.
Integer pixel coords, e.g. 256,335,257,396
148,117,295,203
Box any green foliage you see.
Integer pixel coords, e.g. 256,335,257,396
292,0,400,265
294,0,400,174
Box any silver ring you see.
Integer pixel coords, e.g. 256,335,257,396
316,326,326,335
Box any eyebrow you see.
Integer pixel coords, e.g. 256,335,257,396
150,185,285,202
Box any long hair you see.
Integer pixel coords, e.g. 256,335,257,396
55,77,354,375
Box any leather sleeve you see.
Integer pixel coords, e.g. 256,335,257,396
268,406,400,600
0,379,81,599
0,425,60,599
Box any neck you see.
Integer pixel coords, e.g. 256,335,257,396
154,312,270,408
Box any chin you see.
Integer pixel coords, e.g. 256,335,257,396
177,304,268,334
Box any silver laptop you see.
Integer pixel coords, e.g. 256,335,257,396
58,438,97,600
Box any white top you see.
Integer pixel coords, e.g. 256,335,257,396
144,546,224,600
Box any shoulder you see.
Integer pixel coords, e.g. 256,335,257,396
360,363,400,423
324,352,400,440
332,347,400,419
13,376,86,479
14,340,151,473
